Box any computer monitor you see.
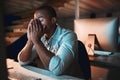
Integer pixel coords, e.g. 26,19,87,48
74,17,119,55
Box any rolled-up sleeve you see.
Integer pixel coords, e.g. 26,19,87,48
49,32,77,75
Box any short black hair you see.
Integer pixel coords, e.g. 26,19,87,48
36,5,57,18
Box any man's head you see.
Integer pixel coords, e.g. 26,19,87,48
34,5,57,35
35,5,57,18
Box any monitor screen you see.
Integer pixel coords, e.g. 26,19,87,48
74,17,119,54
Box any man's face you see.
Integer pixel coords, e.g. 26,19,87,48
34,10,53,34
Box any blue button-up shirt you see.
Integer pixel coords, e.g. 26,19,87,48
18,25,78,76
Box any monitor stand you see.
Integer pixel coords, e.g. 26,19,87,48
85,34,95,56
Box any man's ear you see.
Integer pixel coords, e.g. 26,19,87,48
51,17,57,23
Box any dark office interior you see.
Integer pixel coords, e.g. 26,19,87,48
0,0,120,80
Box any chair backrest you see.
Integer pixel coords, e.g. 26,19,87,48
78,40,91,80
7,34,27,61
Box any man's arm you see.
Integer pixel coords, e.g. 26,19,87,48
28,19,55,69
48,32,78,75
33,40,55,69
18,40,33,62
18,19,34,64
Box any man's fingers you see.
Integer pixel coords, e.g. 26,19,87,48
32,19,43,32
34,19,38,30
28,19,33,28
37,19,43,32
28,19,34,32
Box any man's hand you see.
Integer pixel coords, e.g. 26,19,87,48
27,19,33,42
29,19,44,44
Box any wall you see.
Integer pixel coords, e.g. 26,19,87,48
58,17,74,30
58,13,120,32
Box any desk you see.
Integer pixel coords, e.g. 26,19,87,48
89,53,120,80
7,59,83,80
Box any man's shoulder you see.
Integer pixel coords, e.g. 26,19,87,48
58,27,77,41
59,27,76,36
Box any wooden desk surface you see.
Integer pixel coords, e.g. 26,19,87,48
7,59,83,80
89,53,120,80
89,53,120,68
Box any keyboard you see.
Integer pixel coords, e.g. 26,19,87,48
94,50,113,56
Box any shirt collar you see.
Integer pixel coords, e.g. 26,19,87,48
42,24,61,42
50,24,61,40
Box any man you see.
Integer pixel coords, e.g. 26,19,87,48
18,5,82,77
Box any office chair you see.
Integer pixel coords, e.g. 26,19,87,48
78,40,91,80
7,34,27,61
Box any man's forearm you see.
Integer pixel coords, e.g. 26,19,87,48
19,40,33,62
34,40,54,69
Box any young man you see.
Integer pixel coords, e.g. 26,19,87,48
18,5,82,77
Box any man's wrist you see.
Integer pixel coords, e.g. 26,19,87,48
33,39,42,45
27,40,33,46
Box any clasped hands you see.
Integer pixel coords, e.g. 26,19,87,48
27,19,44,44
